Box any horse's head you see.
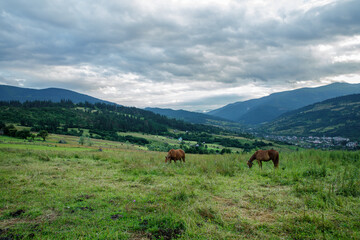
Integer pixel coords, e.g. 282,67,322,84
247,160,253,168
165,155,169,163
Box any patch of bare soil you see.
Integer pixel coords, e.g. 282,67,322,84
0,209,60,229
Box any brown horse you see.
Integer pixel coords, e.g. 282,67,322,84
165,149,185,163
247,149,279,169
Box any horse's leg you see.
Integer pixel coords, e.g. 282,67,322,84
272,159,277,168
258,160,262,169
182,156,185,163
273,157,279,168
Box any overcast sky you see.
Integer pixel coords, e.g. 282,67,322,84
1,0,360,111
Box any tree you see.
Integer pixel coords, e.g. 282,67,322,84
30,134,36,141
4,125,17,137
16,129,31,139
38,130,49,141
79,136,85,145
0,121,5,130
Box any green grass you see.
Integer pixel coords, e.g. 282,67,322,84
0,142,360,239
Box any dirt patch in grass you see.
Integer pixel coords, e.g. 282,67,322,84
9,209,25,217
241,208,276,222
212,196,236,206
75,194,95,202
0,209,60,229
136,216,186,240
212,195,276,223
131,231,149,240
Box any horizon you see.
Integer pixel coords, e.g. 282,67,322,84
1,81,358,113
1,0,360,111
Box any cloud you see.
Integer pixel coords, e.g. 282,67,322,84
0,0,360,111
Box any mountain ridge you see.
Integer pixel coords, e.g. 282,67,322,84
0,84,113,105
207,82,360,125
262,93,360,140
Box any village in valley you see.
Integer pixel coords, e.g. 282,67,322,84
263,134,359,150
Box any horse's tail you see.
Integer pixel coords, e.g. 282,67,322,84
273,152,279,168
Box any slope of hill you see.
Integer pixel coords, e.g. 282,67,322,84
145,107,228,124
0,101,220,137
0,101,274,153
145,107,249,133
262,94,360,139
0,85,112,104
208,82,360,125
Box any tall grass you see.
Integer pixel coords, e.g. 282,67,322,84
0,147,359,239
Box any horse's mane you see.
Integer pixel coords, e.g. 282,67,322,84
249,151,257,162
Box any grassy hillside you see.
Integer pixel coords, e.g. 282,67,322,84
1,140,360,239
263,94,360,140
208,82,360,125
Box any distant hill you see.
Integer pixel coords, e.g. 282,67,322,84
145,107,246,133
0,85,113,104
145,107,232,124
207,82,360,125
262,94,360,139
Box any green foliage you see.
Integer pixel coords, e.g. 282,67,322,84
78,135,85,145
0,121,5,129
15,129,31,139
0,100,223,143
37,130,48,141
3,124,17,137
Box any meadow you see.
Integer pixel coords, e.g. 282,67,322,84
0,137,360,239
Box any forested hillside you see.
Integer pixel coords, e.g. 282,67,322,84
145,107,228,124
0,100,220,138
0,101,274,153
263,94,360,139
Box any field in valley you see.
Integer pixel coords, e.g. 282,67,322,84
0,136,360,239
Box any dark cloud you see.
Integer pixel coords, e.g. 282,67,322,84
0,0,360,110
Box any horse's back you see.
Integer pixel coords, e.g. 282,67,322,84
176,149,185,159
268,149,279,160
168,149,185,160
256,150,271,161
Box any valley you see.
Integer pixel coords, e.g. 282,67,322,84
1,84,360,239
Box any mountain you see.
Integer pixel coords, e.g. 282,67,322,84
145,107,246,133
262,94,360,139
145,107,232,124
208,82,360,125
0,85,112,104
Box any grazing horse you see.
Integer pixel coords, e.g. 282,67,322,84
247,149,279,169
165,149,185,163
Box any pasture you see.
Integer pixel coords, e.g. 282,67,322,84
0,140,360,239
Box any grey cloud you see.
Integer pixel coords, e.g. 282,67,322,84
154,93,244,111
0,0,360,110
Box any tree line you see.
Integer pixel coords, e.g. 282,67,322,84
0,100,269,152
